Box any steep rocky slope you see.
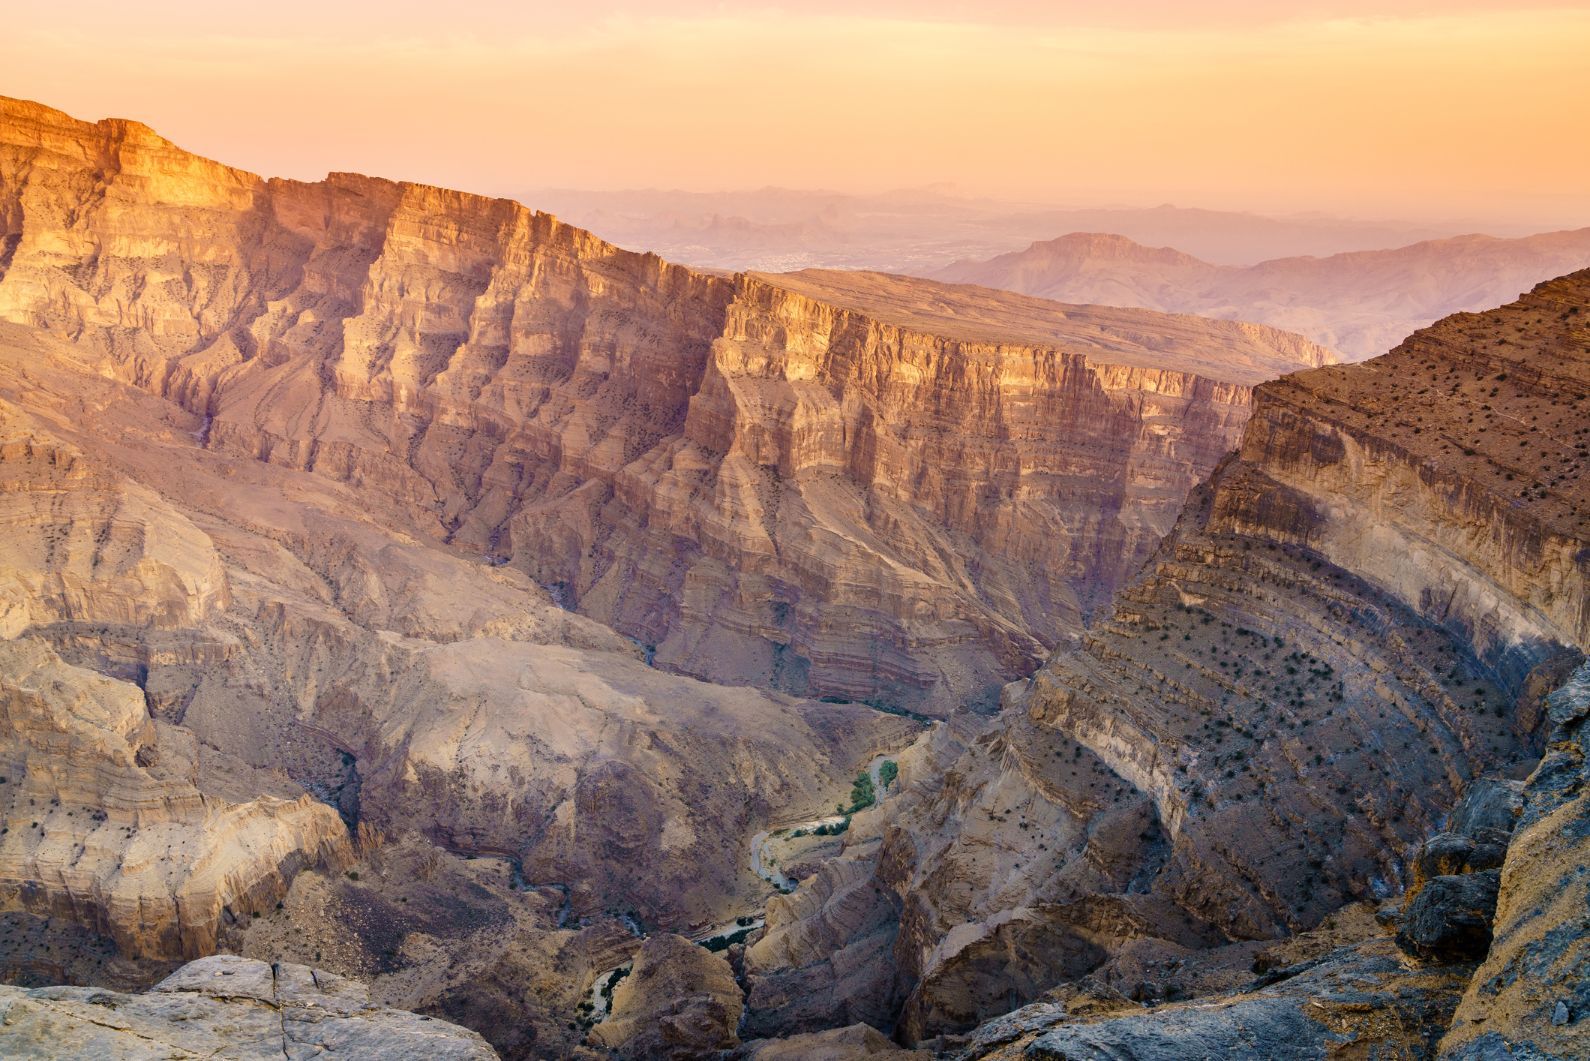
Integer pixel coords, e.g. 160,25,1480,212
745,272,1590,1047
0,95,1331,714
938,229,1590,360
0,639,351,961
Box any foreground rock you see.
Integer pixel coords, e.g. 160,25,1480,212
995,939,1470,1060
737,1023,929,1059
1441,661,1590,1058
0,954,496,1059
1397,873,1502,965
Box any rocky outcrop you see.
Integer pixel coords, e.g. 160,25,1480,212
219,835,637,1061
1440,661,1590,1059
0,95,1332,714
737,1023,929,1059
971,938,1473,1061
747,273,1590,1041
590,933,744,1058
0,954,497,1059
0,638,351,960
1398,872,1502,965
940,900,1475,1060
938,228,1590,360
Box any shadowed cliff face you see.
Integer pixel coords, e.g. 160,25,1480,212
0,96,1333,715
746,272,1590,1041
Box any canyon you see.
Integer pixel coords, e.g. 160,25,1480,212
0,91,1586,1061
745,269,1589,1054
938,229,1590,360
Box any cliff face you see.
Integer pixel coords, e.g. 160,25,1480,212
747,273,1590,1041
939,229,1590,360
0,96,1331,714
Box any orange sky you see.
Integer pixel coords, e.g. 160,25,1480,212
8,2,1590,226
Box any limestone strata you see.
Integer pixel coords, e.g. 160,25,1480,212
0,95,1331,713
995,272,1589,942
0,424,228,636
0,954,497,1059
0,639,351,959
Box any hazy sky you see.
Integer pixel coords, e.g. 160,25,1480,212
7,2,1590,225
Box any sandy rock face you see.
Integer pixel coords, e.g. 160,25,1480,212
0,95,1330,714
0,423,228,636
0,320,911,955
0,954,497,1059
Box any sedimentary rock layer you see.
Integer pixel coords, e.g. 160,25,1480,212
0,95,1332,713
0,639,351,960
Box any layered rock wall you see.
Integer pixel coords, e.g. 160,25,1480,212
0,95,1331,713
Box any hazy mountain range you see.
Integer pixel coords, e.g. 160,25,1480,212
524,186,1553,273
936,228,1590,359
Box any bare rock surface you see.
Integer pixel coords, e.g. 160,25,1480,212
0,320,909,971
957,937,1472,1061
1440,661,1590,1059
737,1022,930,1059
1398,872,1503,964
0,953,497,1059
219,835,624,1060
0,638,351,960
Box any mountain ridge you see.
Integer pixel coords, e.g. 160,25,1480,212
938,227,1590,360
